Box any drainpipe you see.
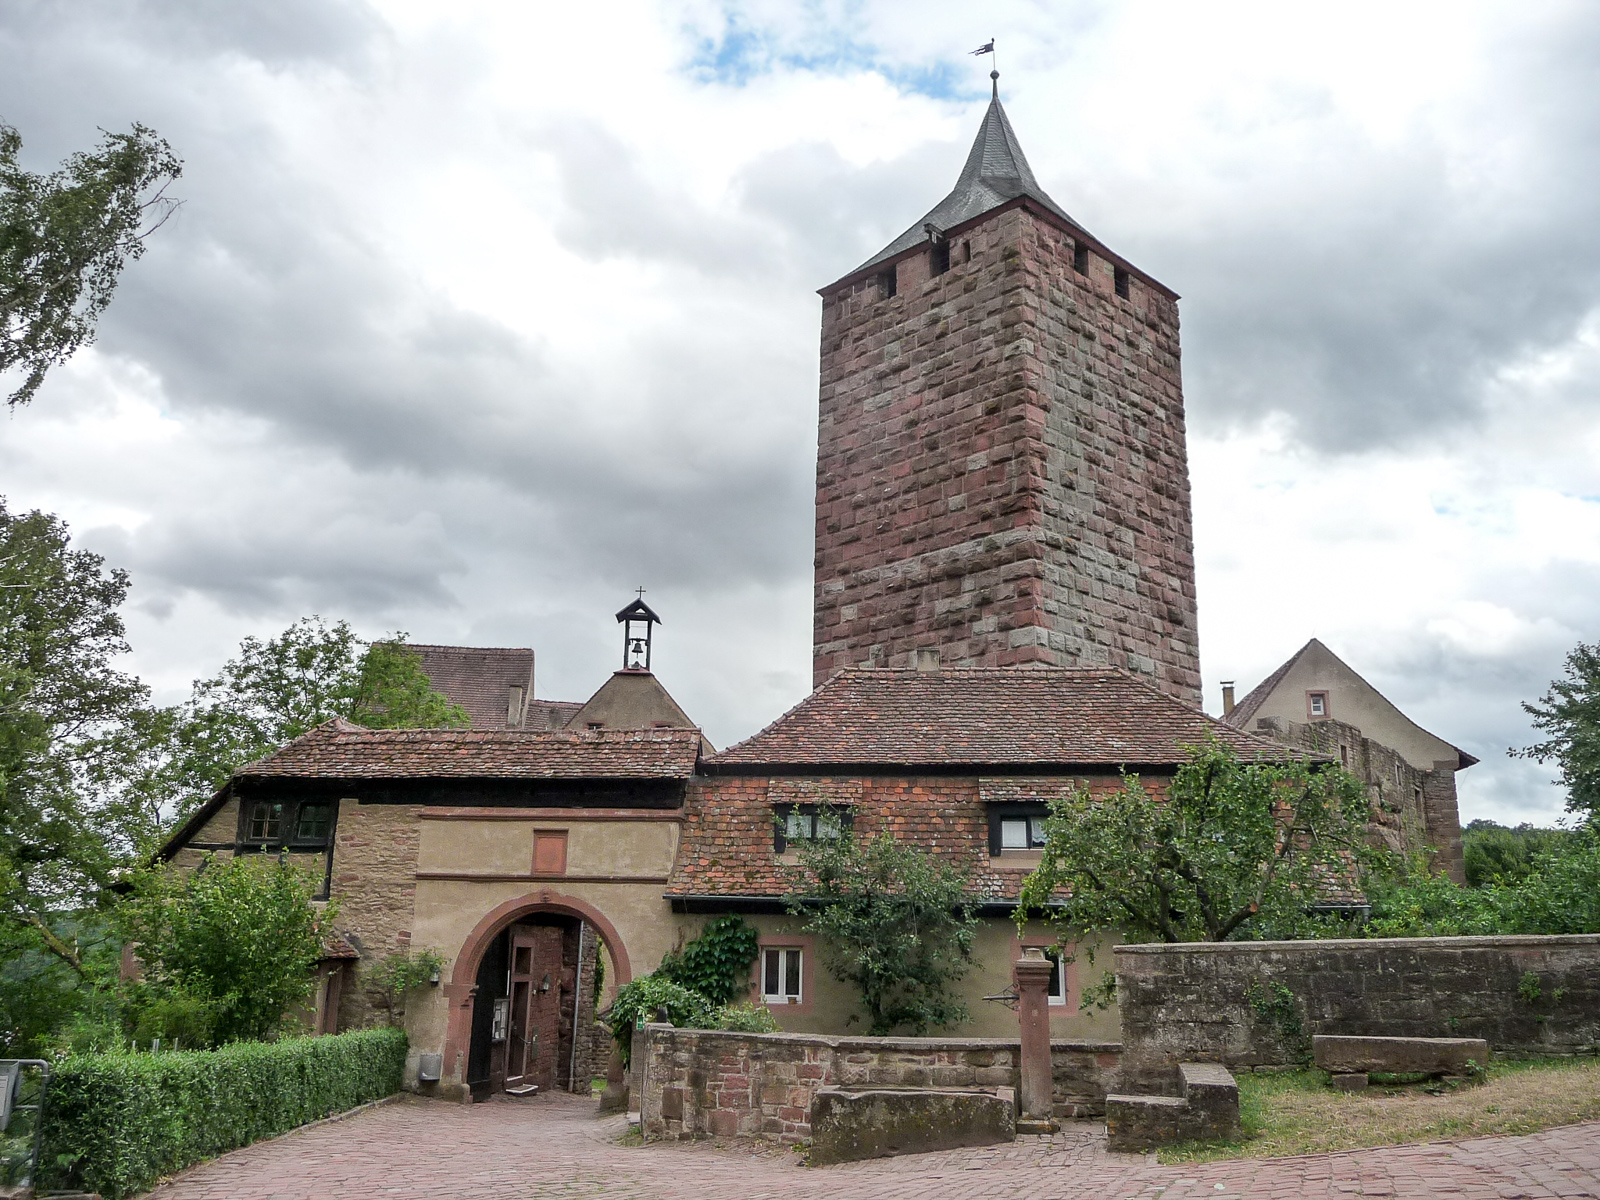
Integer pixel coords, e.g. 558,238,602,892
568,921,586,1092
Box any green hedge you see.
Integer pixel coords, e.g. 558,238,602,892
41,1026,407,1199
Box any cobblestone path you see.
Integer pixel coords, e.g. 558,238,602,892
142,1091,1600,1199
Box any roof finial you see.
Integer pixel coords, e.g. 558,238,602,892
991,69,999,100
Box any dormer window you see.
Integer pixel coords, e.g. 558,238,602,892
773,805,852,853
988,804,1049,856
294,804,332,845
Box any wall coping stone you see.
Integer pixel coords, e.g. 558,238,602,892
1116,934,1600,955
649,1027,1120,1055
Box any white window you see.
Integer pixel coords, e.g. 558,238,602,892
1308,692,1327,717
761,947,803,1005
999,815,1048,851
1046,952,1067,1007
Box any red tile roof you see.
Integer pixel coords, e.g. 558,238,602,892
236,719,704,780
409,644,582,731
707,667,1307,770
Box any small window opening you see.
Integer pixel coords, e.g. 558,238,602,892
1072,243,1089,275
1114,266,1130,299
775,805,851,852
248,801,282,841
961,239,971,264
1339,745,1348,767
1308,692,1328,718
930,239,950,276
878,266,897,299
586,721,604,731
761,947,803,1004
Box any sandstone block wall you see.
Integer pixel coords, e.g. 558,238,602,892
331,802,424,1030
813,203,1200,704
1115,935,1600,1089
1257,714,1466,884
639,1025,1120,1143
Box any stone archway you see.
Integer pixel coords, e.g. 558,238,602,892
441,889,632,1091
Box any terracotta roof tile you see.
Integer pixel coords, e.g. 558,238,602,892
236,719,703,780
409,644,581,731
707,667,1305,769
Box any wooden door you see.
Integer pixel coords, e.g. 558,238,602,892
505,931,540,1088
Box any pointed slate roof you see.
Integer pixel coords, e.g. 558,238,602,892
850,94,1088,277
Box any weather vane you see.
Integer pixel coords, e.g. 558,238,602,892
970,38,998,98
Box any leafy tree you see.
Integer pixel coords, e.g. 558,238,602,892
0,500,149,975
1364,821,1600,937
140,619,470,822
1,121,181,408
655,915,760,1005
116,854,332,1046
1514,641,1600,817
1461,819,1571,888
786,825,981,1035
1018,741,1377,946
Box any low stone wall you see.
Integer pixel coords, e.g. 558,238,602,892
1116,934,1600,1089
638,1025,1120,1143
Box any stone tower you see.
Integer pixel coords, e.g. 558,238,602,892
811,86,1202,705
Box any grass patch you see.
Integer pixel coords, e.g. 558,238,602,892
1159,1057,1600,1163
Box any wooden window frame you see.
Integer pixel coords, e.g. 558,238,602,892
772,804,853,854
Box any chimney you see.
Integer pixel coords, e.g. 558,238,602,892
1221,681,1236,715
915,648,941,673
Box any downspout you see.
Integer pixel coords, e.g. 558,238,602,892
568,921,587,1092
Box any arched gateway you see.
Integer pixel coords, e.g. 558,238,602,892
442,891,633,1099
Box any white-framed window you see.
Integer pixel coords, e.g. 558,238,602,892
1308,691,1328,718
1000,815,1048,851
761,947,803,1005
1046,951,1067,1007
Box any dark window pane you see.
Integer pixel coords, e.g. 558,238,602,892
764,949,780,996
785,950,801,998
296,804,330,842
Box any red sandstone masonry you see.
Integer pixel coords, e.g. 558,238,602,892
639,1025,1120,1144
814,206,1200,704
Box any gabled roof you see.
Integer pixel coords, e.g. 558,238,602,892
409,644,537,730
848,94,1087,278
705,667,1312,772
1222,638,1478,770
236,718,705,780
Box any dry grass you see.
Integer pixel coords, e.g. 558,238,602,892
1159,1057,1600,1163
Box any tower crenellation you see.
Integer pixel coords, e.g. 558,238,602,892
812,90,1201,704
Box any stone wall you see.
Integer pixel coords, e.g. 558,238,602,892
1115,935,1600,1089
1256,714,1465,883
812,202,1200,705
639,1024,1120,1143
331,802,424,1029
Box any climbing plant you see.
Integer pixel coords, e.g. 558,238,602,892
655,915,761,1006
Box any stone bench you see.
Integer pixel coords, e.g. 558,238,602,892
807,1086,1016,1165
1105,1062,1241,1151
1312,1036,1489,1089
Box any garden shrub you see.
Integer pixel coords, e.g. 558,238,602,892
706,1002,781,1033
41,1026,406,1199
608,976,711,1067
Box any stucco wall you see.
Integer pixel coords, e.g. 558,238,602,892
1115,935,1600,1090
639,1024,1121,1142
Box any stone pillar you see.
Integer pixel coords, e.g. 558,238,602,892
1014,947,1058,1133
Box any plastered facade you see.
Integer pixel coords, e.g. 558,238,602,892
814,203,1200,704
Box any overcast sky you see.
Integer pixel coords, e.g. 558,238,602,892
3,0,1598,825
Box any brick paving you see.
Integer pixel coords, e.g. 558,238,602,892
141,1091,1600,1200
